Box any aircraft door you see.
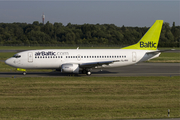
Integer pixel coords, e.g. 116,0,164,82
28,52,33,63
132,52,136,62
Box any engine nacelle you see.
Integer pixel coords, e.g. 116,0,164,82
61,64,79,74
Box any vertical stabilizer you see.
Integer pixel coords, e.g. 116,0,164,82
122,20,163,50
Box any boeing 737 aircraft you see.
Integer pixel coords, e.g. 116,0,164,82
5,20,166,75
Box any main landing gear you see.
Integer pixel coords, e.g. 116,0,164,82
82,69,91,76
86,71,91,76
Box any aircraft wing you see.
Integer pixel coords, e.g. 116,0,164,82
79,60,120,68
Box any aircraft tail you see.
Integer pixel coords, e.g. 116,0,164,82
122,20,163,50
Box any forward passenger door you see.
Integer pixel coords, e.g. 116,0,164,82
28,52,33,63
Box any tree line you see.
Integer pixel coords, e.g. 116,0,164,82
0,21,179,47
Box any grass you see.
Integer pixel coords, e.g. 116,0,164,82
0,52,16,60
0,76,179,119
0,46,180,50
0,46,122,50
0,61,16,72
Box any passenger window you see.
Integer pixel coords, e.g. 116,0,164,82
84,56,86,58
97,56,99,58
92,56,94,58
81,56,83,58
89,56,91,58
102,56,104,58
87,56,88,58
95,56,96,58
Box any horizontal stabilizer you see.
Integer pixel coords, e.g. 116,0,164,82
146,49,175,54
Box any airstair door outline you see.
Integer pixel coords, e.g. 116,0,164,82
132,52,136,62
77,54,81,61
28,52,33,63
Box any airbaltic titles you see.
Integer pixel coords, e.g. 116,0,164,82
35,51,69,57
140,41,156,48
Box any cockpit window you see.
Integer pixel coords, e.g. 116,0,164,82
13,54,21,58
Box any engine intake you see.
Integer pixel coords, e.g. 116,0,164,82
61,64,79,74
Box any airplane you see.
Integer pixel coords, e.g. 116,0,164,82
5,20,168,75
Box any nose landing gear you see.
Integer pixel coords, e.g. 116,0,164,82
16,68,27,75
23,72,26,75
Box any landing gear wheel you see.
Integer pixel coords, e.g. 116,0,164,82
86,71,91,76
23,72,26,75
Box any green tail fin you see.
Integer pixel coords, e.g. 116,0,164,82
122,20,163,50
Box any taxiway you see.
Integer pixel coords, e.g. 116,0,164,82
0,63,179,77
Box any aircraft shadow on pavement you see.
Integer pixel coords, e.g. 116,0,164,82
0,70,118,77
92,70,118,74
47,70,118,76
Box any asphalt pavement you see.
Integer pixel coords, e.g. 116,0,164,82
0,63,179,77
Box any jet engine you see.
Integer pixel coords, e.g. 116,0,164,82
61,64,79,74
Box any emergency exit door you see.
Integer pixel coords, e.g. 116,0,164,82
132,52,136,62
28,52,33,63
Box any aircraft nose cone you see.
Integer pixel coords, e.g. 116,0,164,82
5,58,12,65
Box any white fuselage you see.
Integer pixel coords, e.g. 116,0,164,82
5,49,160,69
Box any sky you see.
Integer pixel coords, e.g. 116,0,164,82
0,0,179,27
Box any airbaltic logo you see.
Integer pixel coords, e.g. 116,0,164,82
35,51,69,56
35,51,55,56
140,41,157,48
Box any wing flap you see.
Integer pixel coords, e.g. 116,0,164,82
80,60,119,68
